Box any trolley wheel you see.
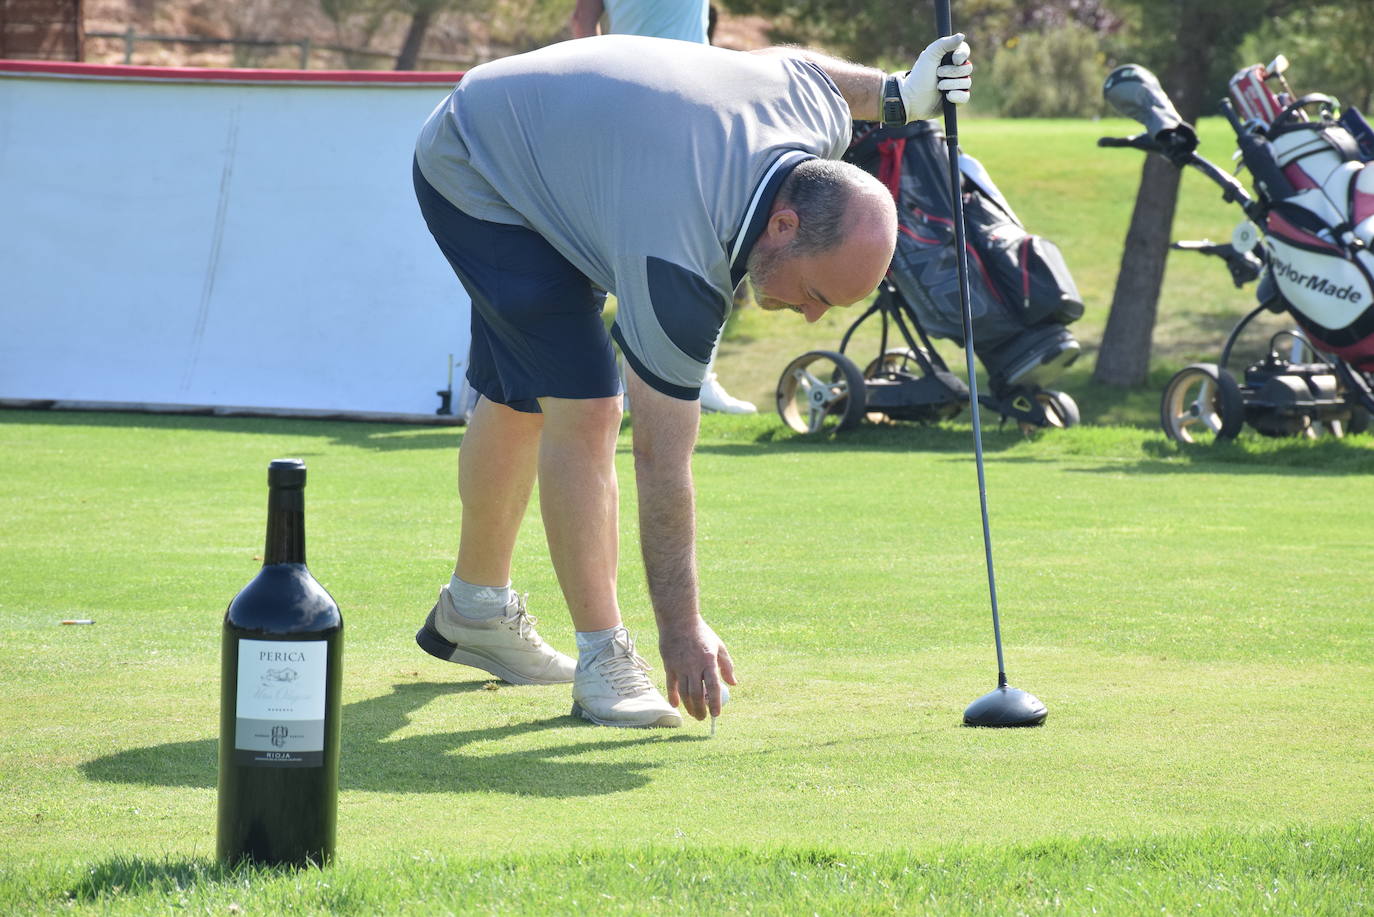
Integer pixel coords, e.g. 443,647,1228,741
863,347,936,378
1160,363,1244,444
776,350,867,434
862,347,935,423
1013,388,1081,434
1030,389,1080,431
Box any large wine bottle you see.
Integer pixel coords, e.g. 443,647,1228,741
217,458,343,867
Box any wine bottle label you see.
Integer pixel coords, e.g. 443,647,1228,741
234,638,329,767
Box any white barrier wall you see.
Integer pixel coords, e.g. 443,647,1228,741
0,62,472,421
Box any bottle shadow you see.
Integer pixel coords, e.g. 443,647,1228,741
81,680,698,798
63,856,232,904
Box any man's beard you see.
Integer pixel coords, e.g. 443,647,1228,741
745,243,800,314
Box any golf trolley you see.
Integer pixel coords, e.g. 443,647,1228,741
775,118,1085,436
1099,56,1374,444
774,282,1082,435
1160,246,1372,441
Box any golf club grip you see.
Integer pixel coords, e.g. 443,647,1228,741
935,0,958,134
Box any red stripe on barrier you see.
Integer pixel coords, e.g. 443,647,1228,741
0,59,463,85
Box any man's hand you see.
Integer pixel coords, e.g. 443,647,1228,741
895,33,973,121
659,616,737,721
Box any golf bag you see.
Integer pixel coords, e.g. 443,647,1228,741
845,120,1084,393
1226,65,1374,370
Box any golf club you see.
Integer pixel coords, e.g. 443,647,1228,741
935,0,1048,728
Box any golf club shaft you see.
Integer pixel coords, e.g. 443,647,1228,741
935,0,1007,687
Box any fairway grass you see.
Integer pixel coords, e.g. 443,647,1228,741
1,409,1371,913
4,825,1369,915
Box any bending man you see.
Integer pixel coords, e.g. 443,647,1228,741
413,33,972,727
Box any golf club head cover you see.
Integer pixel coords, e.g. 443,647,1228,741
1103,64,1198,157
893,33,972,122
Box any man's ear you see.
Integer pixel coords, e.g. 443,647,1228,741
765,207,799,244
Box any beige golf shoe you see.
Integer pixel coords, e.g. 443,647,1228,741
571,628,682,728
416,587,575,685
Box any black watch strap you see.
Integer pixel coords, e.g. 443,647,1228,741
882,74,907,127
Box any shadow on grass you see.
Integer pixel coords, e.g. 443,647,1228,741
699,421,1040,456
81,680,698,798
689,411,1374,474
1065,437,1374,476
63,856,231,903
61,854,340,903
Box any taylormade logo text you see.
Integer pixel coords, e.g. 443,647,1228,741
1271,255,1364,304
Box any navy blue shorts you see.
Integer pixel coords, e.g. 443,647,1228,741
413,159,621,413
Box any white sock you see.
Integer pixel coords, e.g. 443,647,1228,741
574,625,624,669
448,574,511,620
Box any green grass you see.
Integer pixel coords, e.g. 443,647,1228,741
6,826,1369,914
2,409,1372,913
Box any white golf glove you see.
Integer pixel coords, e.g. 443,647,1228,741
891,33,972,122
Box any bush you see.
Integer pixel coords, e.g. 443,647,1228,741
986,22,1109,118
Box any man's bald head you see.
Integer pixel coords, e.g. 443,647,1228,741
775,159,897,262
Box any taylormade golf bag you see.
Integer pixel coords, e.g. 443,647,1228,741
845,120,1085,393
1226,64,1374,370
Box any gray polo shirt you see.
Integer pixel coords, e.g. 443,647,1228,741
414,35,852,398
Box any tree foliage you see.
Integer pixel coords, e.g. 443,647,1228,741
316,0,564,69
985,22,1109,118
723,0,1120,73
1238,4,1374,113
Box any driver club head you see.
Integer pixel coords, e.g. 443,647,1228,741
1102,64,1198,154
963,685,1048,728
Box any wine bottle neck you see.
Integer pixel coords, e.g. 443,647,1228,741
263,487,306,566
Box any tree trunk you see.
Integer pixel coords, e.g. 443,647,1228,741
394,8,433,71
1091,2,1223,388
1092,155,1183,386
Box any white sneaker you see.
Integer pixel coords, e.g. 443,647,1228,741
571,629,682,728
415,588,575,685
700,372,757,414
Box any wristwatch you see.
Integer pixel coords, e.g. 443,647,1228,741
882,74,907,127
